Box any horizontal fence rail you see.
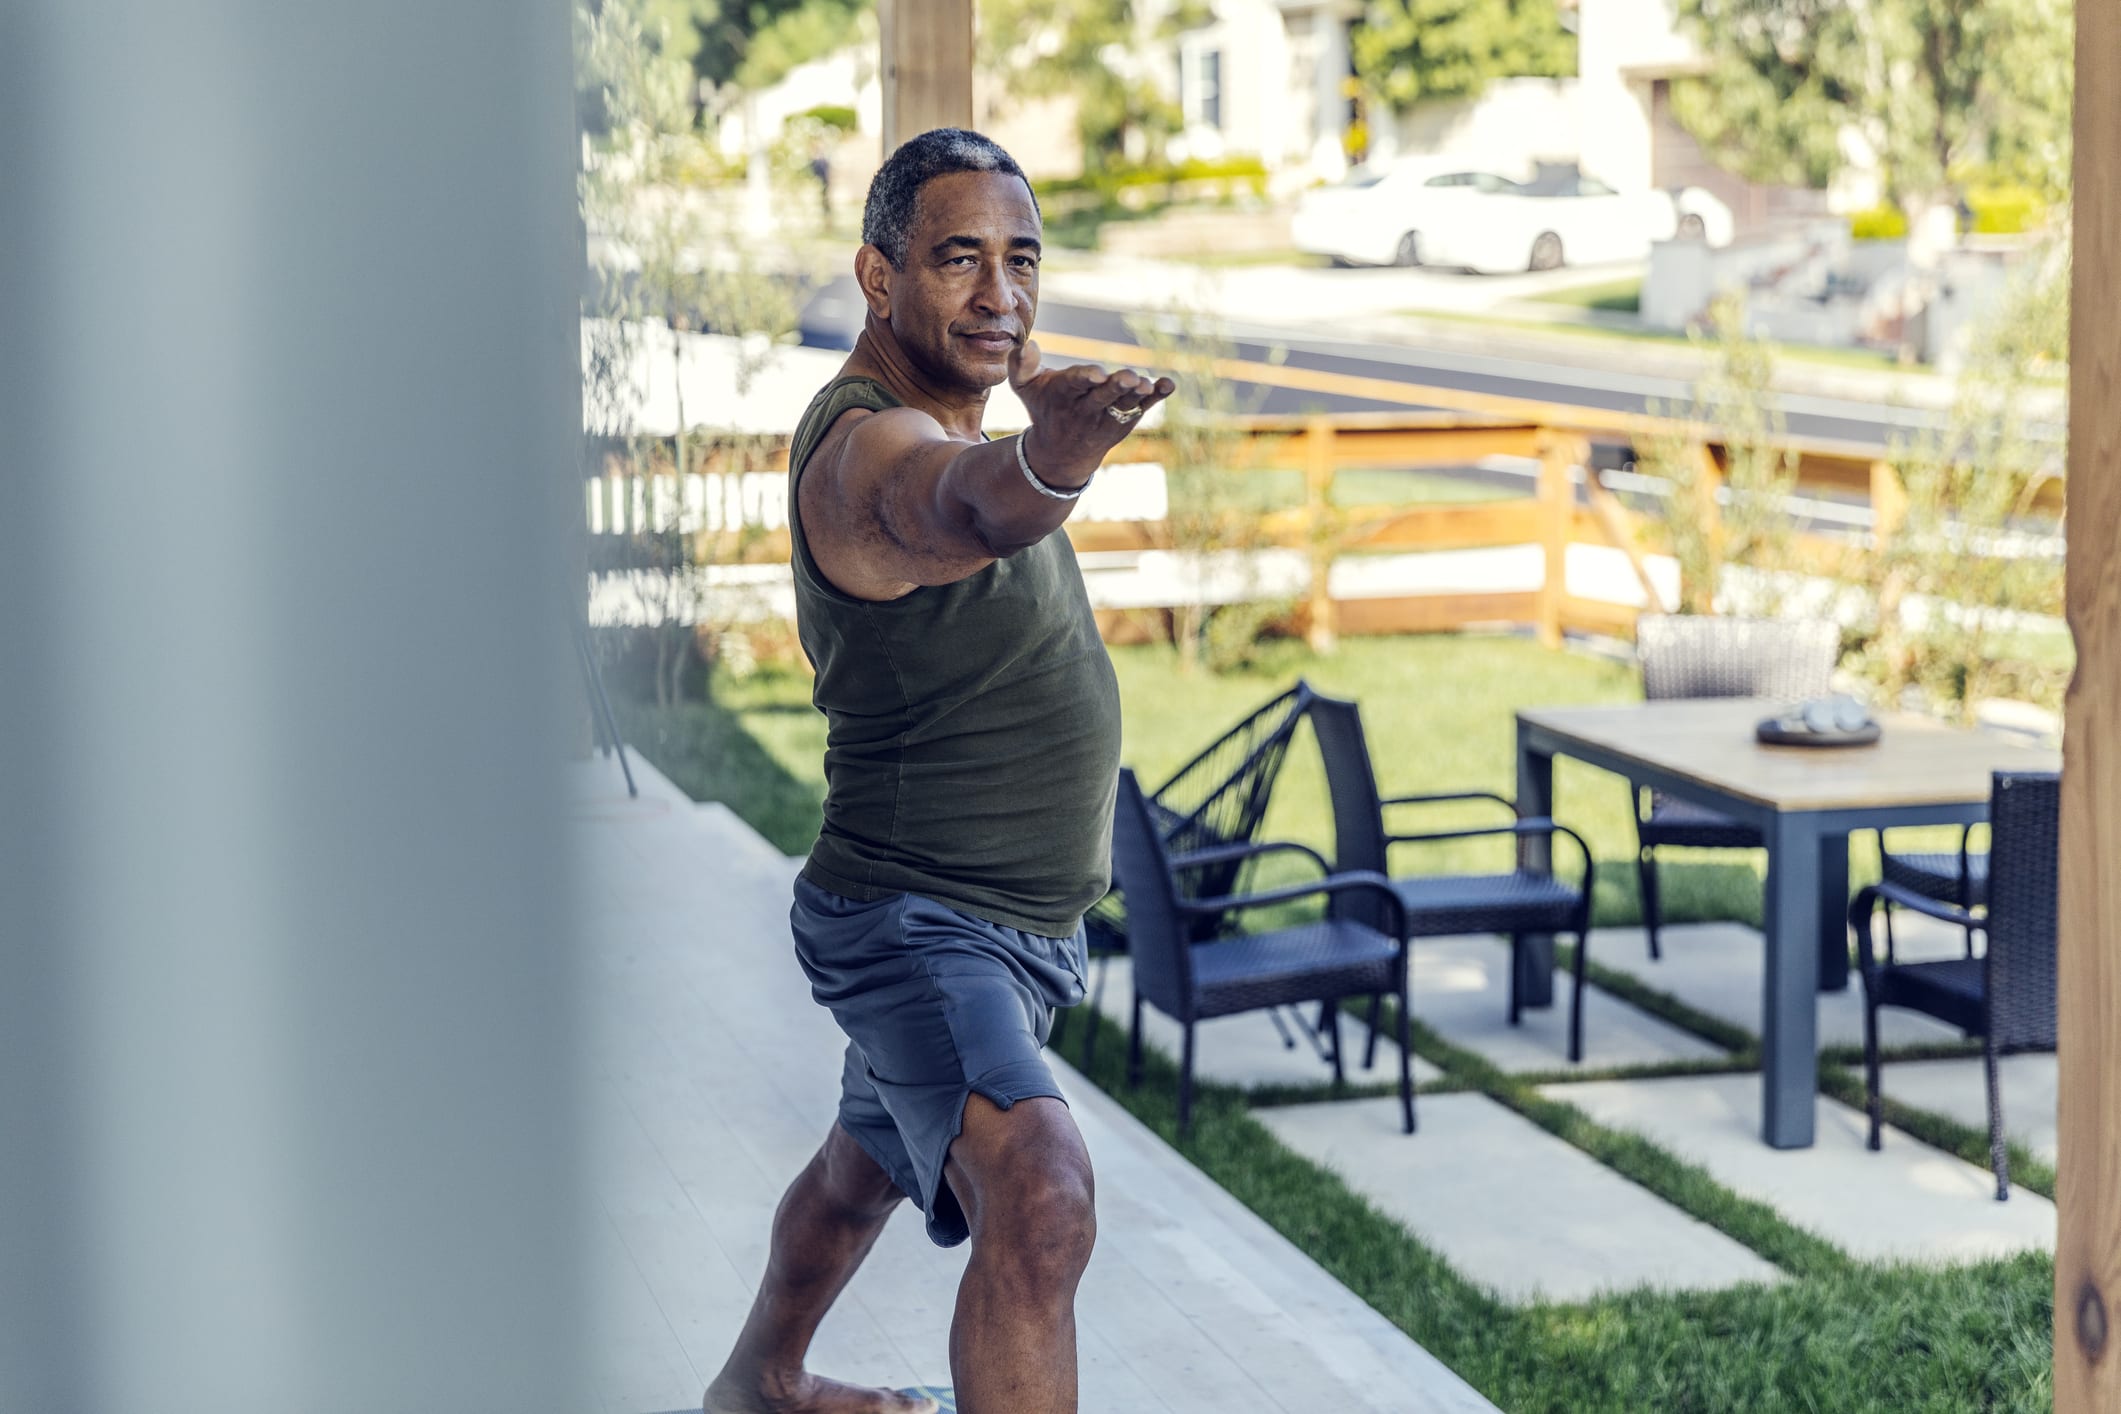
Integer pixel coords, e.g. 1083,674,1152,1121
583,349,2060,648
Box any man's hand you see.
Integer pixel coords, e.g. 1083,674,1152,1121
1006,340,1177,487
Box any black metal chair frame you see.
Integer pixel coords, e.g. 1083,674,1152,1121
1110,769,1414,1137
1848,771,2058,1201
1310,695,1601,1062
1064,682,1319,1067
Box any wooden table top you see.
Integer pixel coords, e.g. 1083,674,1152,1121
1518,698,2060,813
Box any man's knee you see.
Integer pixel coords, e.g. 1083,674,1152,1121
949,1096,1096,1282
815,1123,908,1221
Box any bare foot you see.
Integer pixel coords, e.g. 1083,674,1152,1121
702,1368,939,1414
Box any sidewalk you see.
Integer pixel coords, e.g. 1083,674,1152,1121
576,753,1499,1414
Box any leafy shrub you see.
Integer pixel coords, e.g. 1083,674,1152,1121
1964,184,2046,235
1850,203,1909,240
1040,155,1270,204
796,103,858,134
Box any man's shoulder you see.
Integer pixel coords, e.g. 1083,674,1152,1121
794,376,902,479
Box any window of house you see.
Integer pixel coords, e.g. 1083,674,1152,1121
1181,43,1224,131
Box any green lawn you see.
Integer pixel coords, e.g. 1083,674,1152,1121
1172,247,1335,270
622,633,2052,1413
1532,277,1644,314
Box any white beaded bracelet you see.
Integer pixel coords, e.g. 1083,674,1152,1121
1015,428,1092,501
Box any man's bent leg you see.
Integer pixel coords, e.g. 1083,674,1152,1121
705,1123,938,1414
944,1095,1096,1414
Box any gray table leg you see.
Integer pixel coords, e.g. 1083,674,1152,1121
1817,830,1851,992
1761,813,1821,1148
1514,723,1556,1010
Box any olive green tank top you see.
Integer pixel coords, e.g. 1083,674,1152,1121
786,376,1122,937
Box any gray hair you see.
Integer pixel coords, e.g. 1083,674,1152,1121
862,128,1039,270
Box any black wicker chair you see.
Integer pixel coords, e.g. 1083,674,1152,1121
1058,682,1318,1067
1849,771,2058,1200
1109,768,1413,1138
1309,694,1600,1062
1634,615,1839,959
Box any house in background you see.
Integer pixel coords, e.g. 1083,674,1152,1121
1156,0,1834,233
707,0,1859,240
1164,0,1361,181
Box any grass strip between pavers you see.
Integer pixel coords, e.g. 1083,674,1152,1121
1058,1005,2053,1414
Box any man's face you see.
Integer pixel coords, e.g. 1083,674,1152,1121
869,169,1041,393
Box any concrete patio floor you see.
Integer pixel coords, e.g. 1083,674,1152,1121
1585,920,1972,1050
575,755,1497,1414
1881,1054,2059,1163
1547,1073,2056,1263
1257,1094,1783,1304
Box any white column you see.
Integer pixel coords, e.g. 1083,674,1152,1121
0,5,587,1412
1315,7,1352,175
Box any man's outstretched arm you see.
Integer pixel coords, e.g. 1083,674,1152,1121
803,343,1174,602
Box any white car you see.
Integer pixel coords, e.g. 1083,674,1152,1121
1293,163,1733,273
1292,161,1513,269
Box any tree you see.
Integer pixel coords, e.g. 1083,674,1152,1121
578,0,798,706
1353,0,1576,111
1852,235,2070,722
578,0,867,112
1634,294,1802,616
727,0,872,90
1671,0,2073,215
1126,308,1291,673
980,0,1185,173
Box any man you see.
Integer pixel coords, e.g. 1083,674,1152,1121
703,130,1173,1414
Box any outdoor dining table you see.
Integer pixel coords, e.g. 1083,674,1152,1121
1512,698,2061,1149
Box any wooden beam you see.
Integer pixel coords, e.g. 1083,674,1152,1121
1303,417,1338,651
1582,467,1670,615
1534,435,1578,649
878,0,974,152
1333,592,1547,636
1342,501,1545,552
2057,0,2121,1398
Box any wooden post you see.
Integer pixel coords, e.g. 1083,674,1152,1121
2056,0,2121,1399
879,0,974,152
1304,416,1338,652
1534,435,1578,649
1869,459,1908,543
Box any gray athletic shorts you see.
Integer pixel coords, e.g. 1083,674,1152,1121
790,876,1087,1247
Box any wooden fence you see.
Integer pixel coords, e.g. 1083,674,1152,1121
584,334,2015,648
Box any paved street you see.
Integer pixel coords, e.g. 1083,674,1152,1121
797,262,1962,452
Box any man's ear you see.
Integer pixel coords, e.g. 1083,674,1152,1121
854,245,894,322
